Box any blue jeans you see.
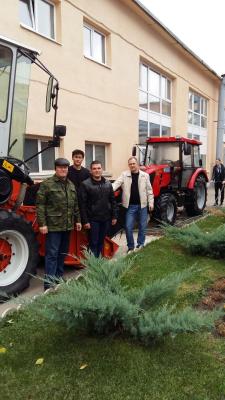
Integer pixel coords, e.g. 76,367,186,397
44,231,70,289
125,205,148,250
89,220,110,257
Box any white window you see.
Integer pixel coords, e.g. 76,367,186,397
85,143,106,170
19,0,55,39
24,138,55,174
188,91,208,167
83,24,105,64
139,63,172,144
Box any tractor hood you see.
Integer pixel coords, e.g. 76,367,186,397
141,164,169,175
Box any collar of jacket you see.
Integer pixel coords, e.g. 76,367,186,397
125,169,142,177
90,176,106,184
53,174,69,183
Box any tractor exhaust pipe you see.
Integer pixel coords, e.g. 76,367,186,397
13,183,27,211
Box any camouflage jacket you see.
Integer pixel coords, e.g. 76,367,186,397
36,174,81,232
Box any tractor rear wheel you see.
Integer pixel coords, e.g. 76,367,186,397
0,210,39,297
185,175,207,216
154,193,177,225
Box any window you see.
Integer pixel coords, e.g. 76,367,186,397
188,91,208,167
19,0,55,39
188,91,207,129
24,138,55,173
85,143,106,170
139,63,172,143
0,45,12,122
84,24,105,64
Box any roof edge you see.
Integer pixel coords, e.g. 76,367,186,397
0,34,40,55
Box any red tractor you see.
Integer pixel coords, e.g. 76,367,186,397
0,36,118,297
133,136,208,224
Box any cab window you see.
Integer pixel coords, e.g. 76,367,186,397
0,45,12,122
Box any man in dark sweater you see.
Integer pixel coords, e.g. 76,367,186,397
68,149,90,192
212,158,225,206
79,160,117,257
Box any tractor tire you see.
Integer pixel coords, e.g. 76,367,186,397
0,210,39,297
154,193,177,225
185,175,207,216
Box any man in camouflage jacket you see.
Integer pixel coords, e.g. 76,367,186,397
36,158,81,290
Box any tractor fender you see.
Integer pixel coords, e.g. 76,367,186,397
187,168,208,189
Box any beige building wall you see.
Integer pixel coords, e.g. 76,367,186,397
0,0,221,178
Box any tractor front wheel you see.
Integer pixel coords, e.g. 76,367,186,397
154,193,177,225
185,175,207,216
0,211,39,297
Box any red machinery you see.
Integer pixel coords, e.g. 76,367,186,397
0,36,118,297
133,136,208,224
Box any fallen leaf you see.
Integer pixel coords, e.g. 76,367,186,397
79,363,88,370
35,358,44,365
9,343,13,347
7,319,14,324
0,347,7,354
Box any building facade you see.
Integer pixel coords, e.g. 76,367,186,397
0,0,221,179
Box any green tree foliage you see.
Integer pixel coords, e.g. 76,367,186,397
30,252,222,345
165,223,225,258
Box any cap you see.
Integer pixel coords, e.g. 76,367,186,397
54,158,70,167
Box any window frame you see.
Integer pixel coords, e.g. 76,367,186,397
188,90,208,129
19,0,56,40
85,142,107,171
24,137,56,176
83,23,106,65
139,63,172,141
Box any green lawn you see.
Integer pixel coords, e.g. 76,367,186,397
1,214,225,400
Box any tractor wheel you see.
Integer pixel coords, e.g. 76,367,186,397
185,175,207,216
154,193,177,225
0,210,39,297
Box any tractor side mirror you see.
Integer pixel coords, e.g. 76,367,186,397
199,159,202,167
46,76,54,112
132,146,137,156
183,142,191,155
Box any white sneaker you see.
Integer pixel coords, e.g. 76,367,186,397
135,245,144,251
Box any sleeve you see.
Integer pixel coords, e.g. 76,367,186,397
146,176,154,209
79,183,89,224
36,182,48,227
73,187,81,223
110,184,118,219
112,173,124,191
211,166,215,181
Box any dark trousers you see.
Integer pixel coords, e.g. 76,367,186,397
215,182,224,204
89,220,110,257
44,231,70,289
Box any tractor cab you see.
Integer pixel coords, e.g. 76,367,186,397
0,36,65,205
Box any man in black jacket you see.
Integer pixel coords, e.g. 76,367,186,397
80,160,117,257
212,159,225,206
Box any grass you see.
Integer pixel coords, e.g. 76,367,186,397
1,214,225,400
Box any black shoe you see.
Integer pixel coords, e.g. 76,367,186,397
213,202,218,206
220,203,223,206
127,248,134,254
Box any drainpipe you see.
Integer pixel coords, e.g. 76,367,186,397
216,74,225,160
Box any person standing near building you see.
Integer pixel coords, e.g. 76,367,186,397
68,149,90,192
212,158,225,206
112,157,154,253
79,160,117,257
36,158,81,290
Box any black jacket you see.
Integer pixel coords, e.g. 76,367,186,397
79,177,118,223
68,166,90,192
212,164,225,182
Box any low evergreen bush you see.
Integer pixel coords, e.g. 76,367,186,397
29,252,222,345
165,223,225,258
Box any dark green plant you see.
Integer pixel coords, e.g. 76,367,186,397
29,252,222,345
165,223,225,258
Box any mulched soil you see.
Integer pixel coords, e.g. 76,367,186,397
197,278,225,336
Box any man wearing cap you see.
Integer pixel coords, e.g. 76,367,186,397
36,158,81,290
